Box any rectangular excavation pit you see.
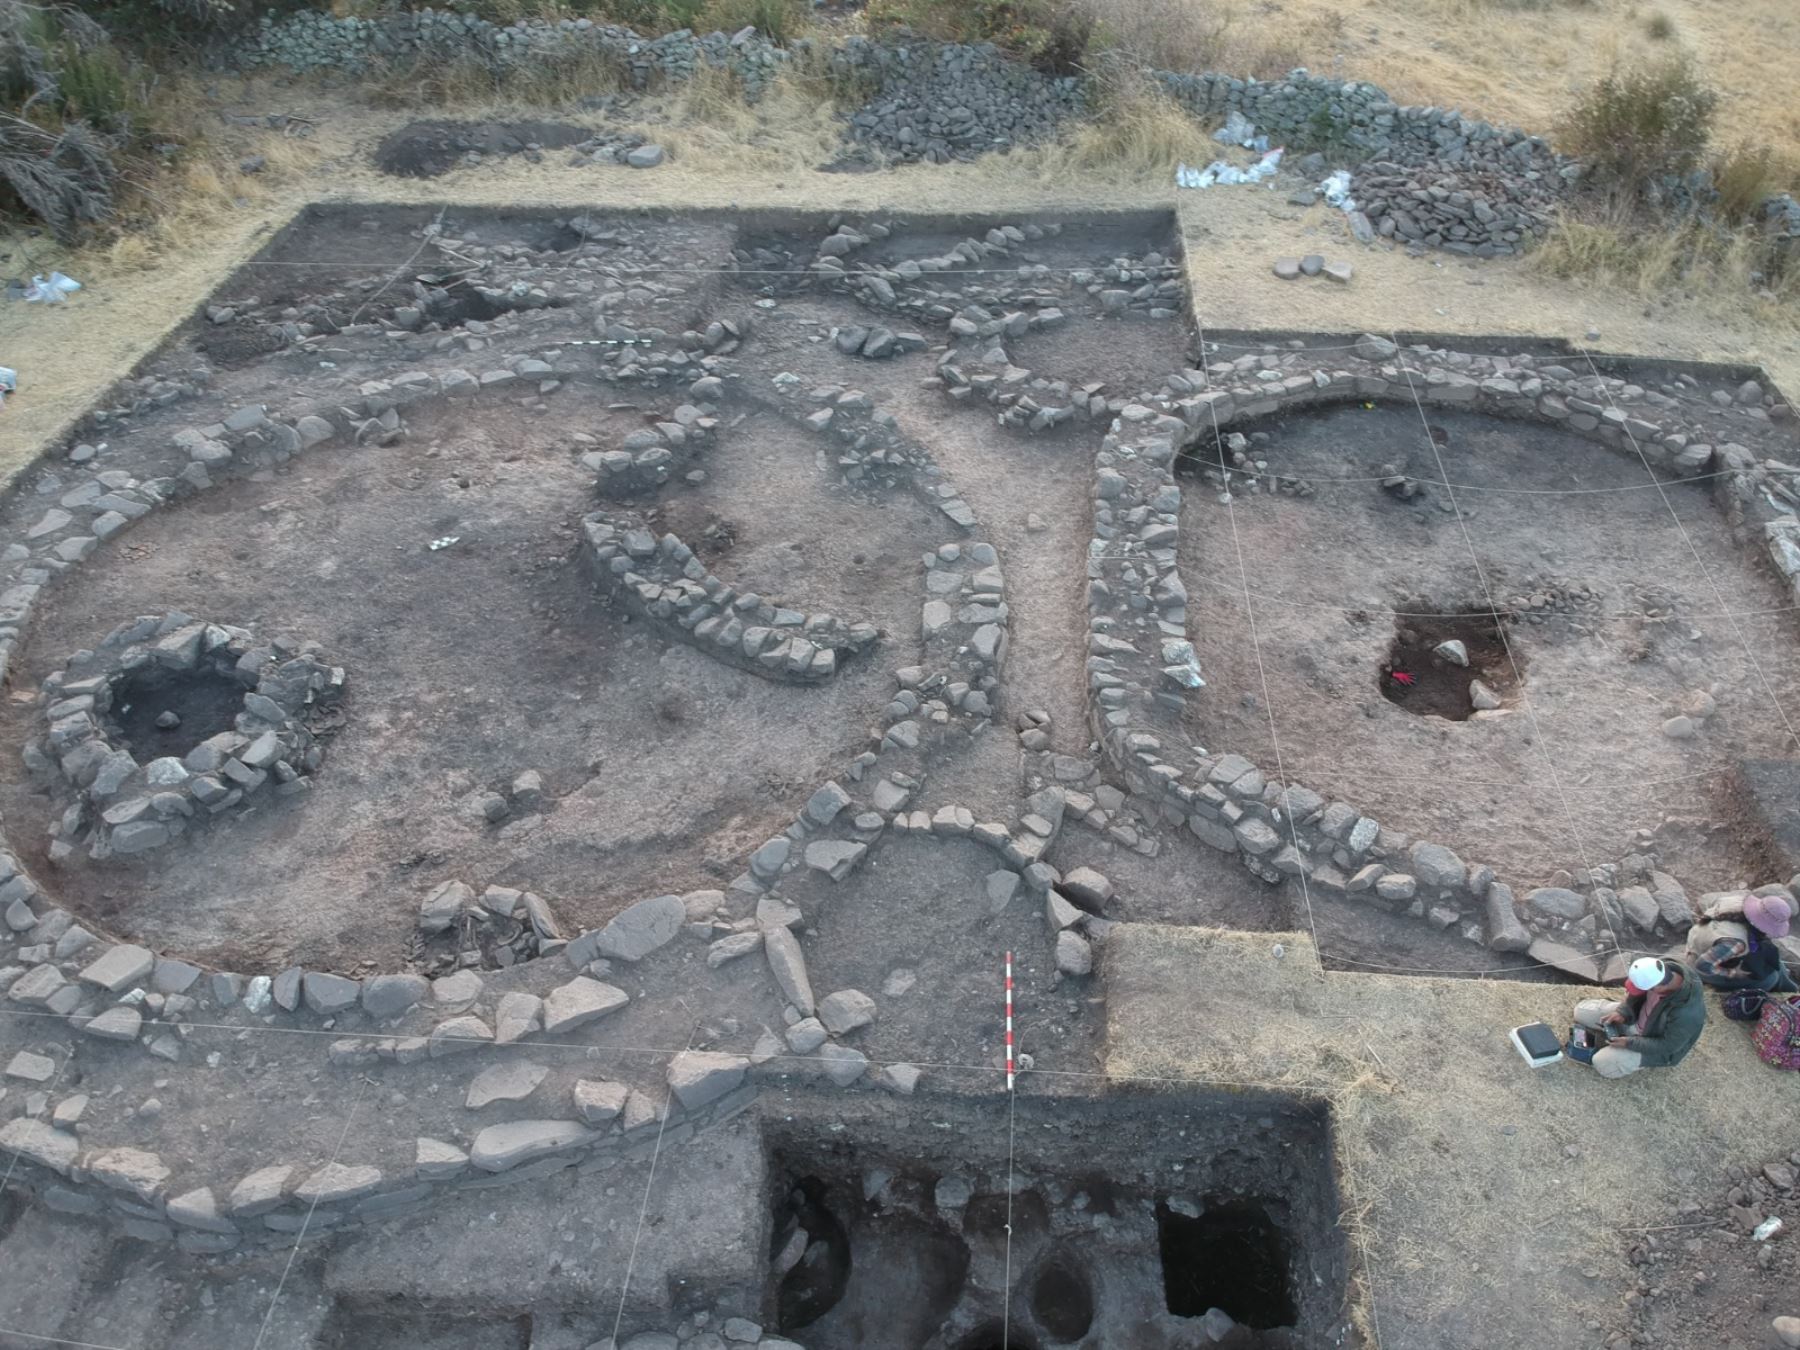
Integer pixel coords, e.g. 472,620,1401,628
758,1088,1351,1350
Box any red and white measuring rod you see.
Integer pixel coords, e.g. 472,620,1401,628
1004,951,1015,1092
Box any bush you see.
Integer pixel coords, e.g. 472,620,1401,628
0,113,117,240
1558,55,1717,196
1644,11,1675,40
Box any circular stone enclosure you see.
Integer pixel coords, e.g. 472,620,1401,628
33,612,342,859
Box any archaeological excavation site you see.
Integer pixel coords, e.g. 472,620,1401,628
2,193,1799,1350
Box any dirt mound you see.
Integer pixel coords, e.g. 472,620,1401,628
374,120,590,178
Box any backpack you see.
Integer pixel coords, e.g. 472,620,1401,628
1751,995,1800,1071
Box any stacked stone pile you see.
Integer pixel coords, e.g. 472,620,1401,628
231,8,790,95
583,397,721,496
1349,159,1562,255
832,37,1086,163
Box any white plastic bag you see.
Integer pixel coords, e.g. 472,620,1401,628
1176,147,1284,190
1320,169,1355,210
0,365,14,408
1213,109,1257,148
23,272,82,304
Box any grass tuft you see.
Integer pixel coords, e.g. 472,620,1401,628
1530,204,1798,319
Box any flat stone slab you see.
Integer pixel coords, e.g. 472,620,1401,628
294,1163,383,1206
4,1050,57,1082
1527,938,1602,982
542,977,628,1034
465,1060,549,1109
0,1118,80,1176
81,1005,143,1042
817,989,877,1036
804,839,866,881
667,1051,750,1110
573,893,685,963
78,943,154,992
469,1120,596,1172
87,1147,170,1202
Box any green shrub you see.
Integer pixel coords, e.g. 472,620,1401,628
1645,11,1675,40
1558,55,1717,196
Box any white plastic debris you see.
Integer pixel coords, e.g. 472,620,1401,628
242,974,273,1014
1176,148,1284,189
0,365,14,409
1320,169,1356,210
1213,109,1258,148
428,536,460,551
1161,638,1207,688
23,272,82,304
1753,1217,1783,1241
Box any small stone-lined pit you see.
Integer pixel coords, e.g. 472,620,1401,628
1380,604,1520,721
30,613,342,859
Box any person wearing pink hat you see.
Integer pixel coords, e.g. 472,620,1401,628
1693,891,1798,994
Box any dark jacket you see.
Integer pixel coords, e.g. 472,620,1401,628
1614,961,1706,1068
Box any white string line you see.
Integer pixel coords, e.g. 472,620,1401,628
0,1331,130,1350
1001,1085,1018,1350
252,1075,369,1350
1190,460,1753,495
1090,553,1800,624
608,1027,697,1349
1195,314,1327,982
1581,349,1800,759
0,1000,1356,1090
1391,335,1630,962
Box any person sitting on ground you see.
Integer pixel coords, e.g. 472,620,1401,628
1690,892,1799,994
1571,957,1706,1079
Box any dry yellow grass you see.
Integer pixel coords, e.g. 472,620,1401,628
1172,0,1800,161
1105,925,1800,1346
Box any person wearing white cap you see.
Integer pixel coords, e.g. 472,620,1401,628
1570,956,1706,1078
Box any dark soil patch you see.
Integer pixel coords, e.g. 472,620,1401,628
374,120,591,179
107,665,246,762
318,1300,532,1349
1380,604,1520,720
1158,1199,1297,1327
193,323,286,369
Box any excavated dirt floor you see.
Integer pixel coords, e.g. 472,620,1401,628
2,193,1798,1350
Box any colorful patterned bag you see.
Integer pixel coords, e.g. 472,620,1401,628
1751,995,1800,1071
